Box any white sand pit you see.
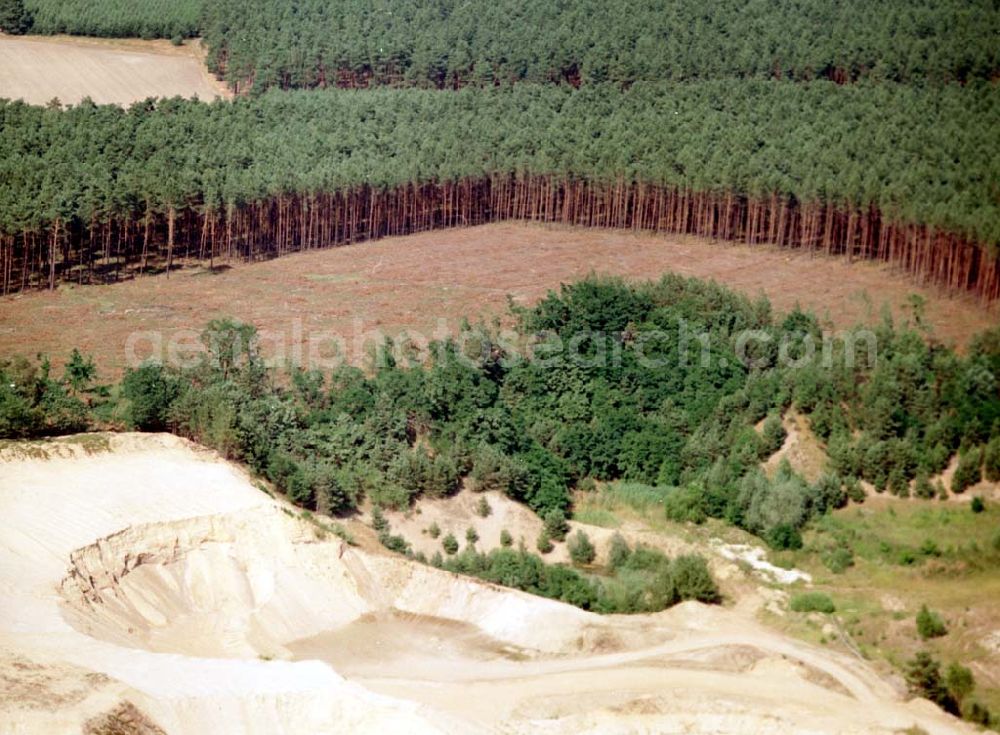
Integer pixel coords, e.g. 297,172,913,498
0,434,975,734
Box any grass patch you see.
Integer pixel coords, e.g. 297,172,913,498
790,592,836,614
591,481,666,513
572,507,621,528
796,497,1000,713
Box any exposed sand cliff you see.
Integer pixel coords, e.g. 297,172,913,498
0,434,974,733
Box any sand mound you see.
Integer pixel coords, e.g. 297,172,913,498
0,434,974,734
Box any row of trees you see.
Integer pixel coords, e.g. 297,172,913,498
200,0,1000,90
1,81,997,298
5,0,996,86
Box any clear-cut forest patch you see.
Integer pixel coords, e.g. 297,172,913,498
2,223,994,377
0,35,228,105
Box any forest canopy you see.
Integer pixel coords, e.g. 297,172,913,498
1,80,998,296
2,0,998,87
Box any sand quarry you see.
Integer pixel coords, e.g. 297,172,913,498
0,433,976,734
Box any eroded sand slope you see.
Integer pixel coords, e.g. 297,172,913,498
0,434,973,733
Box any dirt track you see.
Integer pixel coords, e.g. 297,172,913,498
0,34,229,105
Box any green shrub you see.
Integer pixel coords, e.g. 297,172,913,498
916,604,947,639
812,472,848,514
905,651,958,715
984,437,1000,482
963,701,992,726
608,533,631,570
370,506,389,533
951,448,983,494
465,526,479,545
475,496,492,518
822,546,854,574
914,472,935,499
378,531,409,554
500,528,513,547
442,533,459,555
918,538,940,557
845,476,866,503
121,363,181,431
668,554,720,604
567,530,596,565
945,663,975,704
543,508,569,541
760,414,787,457
790,592,836,614
971,496,985,513
664,484,707,524
427,521,441,538
310,463,359,515
536,530,554,554
894,546,918,565
767,523,803,550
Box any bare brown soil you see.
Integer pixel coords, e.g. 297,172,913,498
0,34,230,105
0,223,993,376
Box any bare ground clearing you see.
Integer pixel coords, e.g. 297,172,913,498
0,33,229,105
0,223,993,376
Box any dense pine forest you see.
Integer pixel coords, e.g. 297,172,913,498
4,0,998,87
1,81,998,298
8,0,201,39
1,1,998,299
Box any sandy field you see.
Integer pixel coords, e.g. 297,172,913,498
1,223,993,376
0,34,229,105
0,434,976,734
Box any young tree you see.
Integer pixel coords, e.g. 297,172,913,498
475,496,492,518
567,530,596,565
499,528,513,547
122,363,181,431
916,605,947,639
427,521,441,538
62,349,96,397
760,414,787,457
543,508,569,541
952,448,983,494
905,651,958,714
945,663,975,705
668,554,721,604
914,472,935,499
536,530,554,554
984,437,1000,482
370,506,389,533
465,526,479,545
608,532,631,570
442,533,459,555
